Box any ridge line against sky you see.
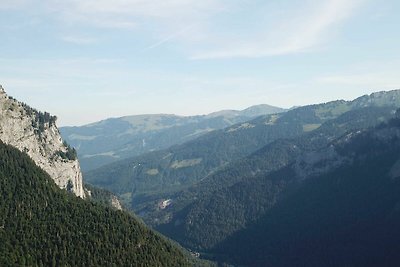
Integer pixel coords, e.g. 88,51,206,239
0,0,399,126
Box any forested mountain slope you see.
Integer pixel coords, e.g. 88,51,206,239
61,104,285,171
85,90,400,211
85,111,306,204
149,106,398,249
214,116,400,266
0,141,189,266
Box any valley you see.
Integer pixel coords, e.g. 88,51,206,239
2,2,400,266
2,84,400,266
67,89,400,266
61,105,285,172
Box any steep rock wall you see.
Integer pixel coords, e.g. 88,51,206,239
0,85,85,198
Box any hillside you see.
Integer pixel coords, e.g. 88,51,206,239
85,183,123,210
0,140,189,266
84,110,305,204
149,106,398,249
84,90,400,211
60,104,285,171
145,110,400,266
214,116,400,266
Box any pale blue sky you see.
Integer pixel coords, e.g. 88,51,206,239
0,0,399,126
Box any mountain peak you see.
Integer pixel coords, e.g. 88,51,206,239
240,104,286,117
206,104,285,118
352,89,400,107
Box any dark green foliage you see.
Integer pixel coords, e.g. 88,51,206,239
85,183,122,209
78,90,400,266
151,106,397,251
24,104,57,134
66,179,74,192
55,141,77,161
85,91,400,216
158,116,400,266
0,141,189,266
216,120,400,266
7,95,57,135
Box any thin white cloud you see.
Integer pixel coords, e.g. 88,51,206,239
192,0,364,59
142,25,196,51
0,0,366,59
0,0,30,9
61,35,98,45
63,0,222,18
46,0,222,29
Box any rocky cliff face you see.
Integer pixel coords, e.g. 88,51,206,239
0,85,85,198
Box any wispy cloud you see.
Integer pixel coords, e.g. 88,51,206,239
61,35,98,45
61,0,222,18
0,0,30,9
3,0,363,59
142,25,196,51
46,0,222,29
192,0,364,59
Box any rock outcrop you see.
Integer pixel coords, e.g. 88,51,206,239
111,195,123,210
0,85,85,198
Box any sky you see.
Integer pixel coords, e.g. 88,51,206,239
0,0,399,126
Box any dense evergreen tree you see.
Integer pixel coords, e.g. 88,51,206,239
0,141,190,266
215,117,400,266
85,90,400,215
148,106,397,248
84,183,124,209
55,141,77,161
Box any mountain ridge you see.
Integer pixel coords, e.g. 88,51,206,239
149,106,398,250
84,89,400,211
61,104,285,171
213,116,400,266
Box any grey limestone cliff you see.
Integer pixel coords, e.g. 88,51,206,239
0,85,85,198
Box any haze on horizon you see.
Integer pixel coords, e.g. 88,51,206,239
0,0,399,126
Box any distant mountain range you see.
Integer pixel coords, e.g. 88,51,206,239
60,104,285,171
84,90,400,208
7,84,400,266
82,89,400,265
83,106,303,204
154,106,396,252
